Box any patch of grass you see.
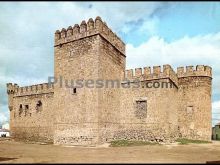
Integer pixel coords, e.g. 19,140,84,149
110,140,159,147
176,138,211,145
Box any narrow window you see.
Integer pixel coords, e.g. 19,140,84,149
73,88,77,94
19,104,23,117
24,105,29,116
186,106,194,120
36,101,42,113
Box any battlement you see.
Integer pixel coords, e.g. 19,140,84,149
54,16,125,55
7,83,54,97
125,64,178,86
177,65,212,78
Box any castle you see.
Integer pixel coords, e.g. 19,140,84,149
7,16,212,146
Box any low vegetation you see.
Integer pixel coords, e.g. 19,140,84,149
176,138,211,145
110,140,159,147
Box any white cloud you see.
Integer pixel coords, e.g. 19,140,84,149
213,101,220,113
138,17,159,36
212,101,220,125
70,2,165,35
0,113,8,125
126,33,220,68
0,104,9,125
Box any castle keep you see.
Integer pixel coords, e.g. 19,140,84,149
7,17,212,146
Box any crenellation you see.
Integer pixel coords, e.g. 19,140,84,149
87,18,94,31
55,30,61,40
162,65,177,85
67,26,73,37
20,87,24,93
153,66,161,75
54,16,125,55
204,66,212,77
126,69,134,79
32,85,37,92
37,84,42,91
7,83,13,87
11,83,54,97
163,65,172,76
28,86,32,92
177,65,212,78
177,67,184,77
43,83,49,90
7,83,17,95
186,66,194,75
80,20,87,34
102,22,109,37
73,24,80,35
135,68,142,77
95,16,103,31
25,86,29,92
196,65,204,72
125,65,178,86
61,28,66,39
108,29,114,44
143,67,151,77
14,84,19,93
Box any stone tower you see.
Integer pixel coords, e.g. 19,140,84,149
177,66,212,141
6,83,17,132
53,17,126,145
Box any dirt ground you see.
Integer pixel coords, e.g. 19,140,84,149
0,139,220,163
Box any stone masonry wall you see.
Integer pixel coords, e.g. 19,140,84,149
97,35,126,144
177,66,212,141
53,34,101,146
116,79,179,143
7,83,54,142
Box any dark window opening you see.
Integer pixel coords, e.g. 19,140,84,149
24,105,29,116
19,104,23,117
36,101,43,112
73,88,77,94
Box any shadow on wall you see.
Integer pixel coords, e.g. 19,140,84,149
0,157,18,162
206,161,220,164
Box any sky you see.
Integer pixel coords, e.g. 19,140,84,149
0,2,220,126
